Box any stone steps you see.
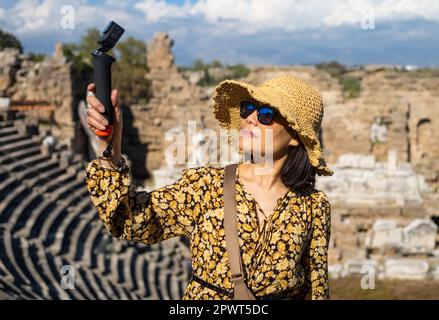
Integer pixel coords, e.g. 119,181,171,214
3,153,53,173
0,145,41,165
12,173,85,235
0,132,28,145
47,195,94,252
0,112,191,300
32,188,88,242
0,135,42,154
0,165,69,225
0,159,60,198
59,208,95,259
76,220,103,267
0,126,18,138
19,240,55,299
0,185,29,223
0,232,32,287
0,277,39,300
0,120,18,129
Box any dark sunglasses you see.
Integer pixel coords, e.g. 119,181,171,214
239,100,277,125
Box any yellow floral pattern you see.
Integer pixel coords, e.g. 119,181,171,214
85,159,331,300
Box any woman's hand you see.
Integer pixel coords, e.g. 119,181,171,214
85,83,123,164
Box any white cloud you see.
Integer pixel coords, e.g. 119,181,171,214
0,0,133,37
0,0,437,66
324,0,439,27
133,0,439,33
2,0,439,38
134,0,193,23
5,0,54,34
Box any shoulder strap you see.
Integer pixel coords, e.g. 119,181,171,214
224,163,256,300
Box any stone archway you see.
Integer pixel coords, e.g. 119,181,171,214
416,118,432,162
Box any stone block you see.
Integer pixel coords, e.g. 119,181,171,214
342,259,378,277
402,219,438,254
384,258,429,280
367,219,403,249
329,264,343,279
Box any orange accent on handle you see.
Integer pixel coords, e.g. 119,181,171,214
95,125,113,137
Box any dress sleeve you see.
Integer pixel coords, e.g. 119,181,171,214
85,158,204,245
303,191,331,300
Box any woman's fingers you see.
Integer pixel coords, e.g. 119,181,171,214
86,95,105,113
85,84,121,142
86,85,119,114
87,83,95,92
86,83,105,113
86,107,107,129
86,107,108,129
111,89,119,109
87,117,107,131
110,89,123,126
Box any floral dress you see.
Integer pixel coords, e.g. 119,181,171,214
85,159,331,300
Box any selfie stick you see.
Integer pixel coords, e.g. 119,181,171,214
91,21,125,157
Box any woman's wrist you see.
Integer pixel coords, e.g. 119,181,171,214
98,155,119,169
98,141,121,161
98,154,129,173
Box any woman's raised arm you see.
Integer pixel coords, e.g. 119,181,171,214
85,160,205,244
84,83,204,244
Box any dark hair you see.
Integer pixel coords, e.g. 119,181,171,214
280,139,316,196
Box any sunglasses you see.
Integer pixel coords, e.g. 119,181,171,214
239,100,277,125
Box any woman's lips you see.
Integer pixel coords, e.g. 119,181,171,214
240,129,257,138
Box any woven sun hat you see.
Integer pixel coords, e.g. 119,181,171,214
212,74,334,176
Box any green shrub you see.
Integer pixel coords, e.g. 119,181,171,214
0,29,23,53
187,59,250,87
339,75,361,99
316,61,361,99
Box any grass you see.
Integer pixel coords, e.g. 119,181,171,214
330,276,439,300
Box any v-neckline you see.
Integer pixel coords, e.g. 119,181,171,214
235,162,291,231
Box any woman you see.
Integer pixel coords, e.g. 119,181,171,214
84,74,333,300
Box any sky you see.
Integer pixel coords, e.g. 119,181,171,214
0,0,438,67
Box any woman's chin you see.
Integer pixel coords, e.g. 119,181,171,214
239,136,253,149
238,144,265,159
238,144,250,154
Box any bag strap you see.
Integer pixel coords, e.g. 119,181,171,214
224,163,256,300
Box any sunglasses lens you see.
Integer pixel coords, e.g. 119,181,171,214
258,107,275,125
240,101,256,119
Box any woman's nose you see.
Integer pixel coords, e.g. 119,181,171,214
246,110,258,125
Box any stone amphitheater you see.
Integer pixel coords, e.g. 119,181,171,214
0,31,438,299
0,110,192,299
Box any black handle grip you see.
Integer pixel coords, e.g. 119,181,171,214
92,50,115,134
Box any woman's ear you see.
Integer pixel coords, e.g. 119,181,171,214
288,130,300,147
289,137,299,147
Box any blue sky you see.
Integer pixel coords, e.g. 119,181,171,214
0,0,438,67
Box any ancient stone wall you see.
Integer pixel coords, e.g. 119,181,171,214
123,32,220,179
0,48,21,96
0,43,90,152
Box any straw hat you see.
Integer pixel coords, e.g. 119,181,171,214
212,74,334,176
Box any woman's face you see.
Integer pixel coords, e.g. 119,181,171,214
238,101,299,160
